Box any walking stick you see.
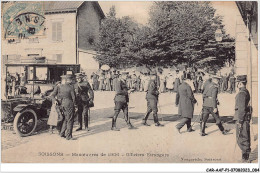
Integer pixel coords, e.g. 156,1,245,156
191,110,202,128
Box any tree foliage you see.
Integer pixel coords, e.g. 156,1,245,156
94,2,235,69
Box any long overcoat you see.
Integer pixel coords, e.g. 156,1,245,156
175,82,196,118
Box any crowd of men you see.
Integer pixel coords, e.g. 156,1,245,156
89,67,237,95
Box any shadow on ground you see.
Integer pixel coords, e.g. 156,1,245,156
6,106,257,140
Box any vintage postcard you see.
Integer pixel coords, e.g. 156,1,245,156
1,1,258,167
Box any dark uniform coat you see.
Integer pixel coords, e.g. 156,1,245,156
203,82,218,108
176,82,196,119
143,79,160,123
234,87,251,157
74,80,94,129
146,80,159,100
74,81,94,105
234,87,250,121
202,78,212,92
112,78,131,126
51,83,76,139
114,78,129,104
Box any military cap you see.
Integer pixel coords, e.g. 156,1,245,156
236,75,247,82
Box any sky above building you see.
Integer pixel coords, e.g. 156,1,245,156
99,1,241,38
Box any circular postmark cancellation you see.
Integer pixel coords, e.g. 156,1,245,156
3,2,45,39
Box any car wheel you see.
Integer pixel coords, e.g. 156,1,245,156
13,108,37,137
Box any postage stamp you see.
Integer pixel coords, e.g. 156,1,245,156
2,2,45,39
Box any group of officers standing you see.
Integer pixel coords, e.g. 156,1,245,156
48,69,252,162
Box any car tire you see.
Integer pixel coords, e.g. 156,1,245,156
13,108,37,137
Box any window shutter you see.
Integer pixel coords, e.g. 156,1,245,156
56,54,62,63
57,22,62,41
52,22,57,41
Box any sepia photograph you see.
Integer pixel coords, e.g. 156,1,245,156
1,0,259,167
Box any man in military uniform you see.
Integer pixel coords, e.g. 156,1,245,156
202,73,212,93
200,76,228,136
175,77,197,133
234,75,251,162
51,74,76,140
5,72,12,97
111,70,118,91
229,72,236,94
112,72,135,131
74,73,94,131
142,71,164,127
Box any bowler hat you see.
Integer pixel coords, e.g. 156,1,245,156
236,75,247,82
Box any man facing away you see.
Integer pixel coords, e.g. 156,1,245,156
142,71,164,127
200,76,228,136
51,74,76,140
175,77,197,133
111,72,135,131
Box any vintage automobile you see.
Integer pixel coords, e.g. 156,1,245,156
2,63,80,137
2,94,53,137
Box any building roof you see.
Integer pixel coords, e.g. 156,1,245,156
44,1,83,13
44,1,105,18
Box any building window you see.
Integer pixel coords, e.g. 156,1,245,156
36,67,48,80
52,22,62,42
53,54,62,63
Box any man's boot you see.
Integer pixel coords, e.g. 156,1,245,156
242,153,250,163
200,122,207,136
187,127,195,132
187,121,194,132
143,112,150,126
154,113,164,127
142,119,150,126
111,118,120,131
128,123,135,129
155,122,164,127
76,122,82,131
217,123,228,135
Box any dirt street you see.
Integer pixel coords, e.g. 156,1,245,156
1,91,258,163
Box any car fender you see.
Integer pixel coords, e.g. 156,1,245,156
13,104,36,113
